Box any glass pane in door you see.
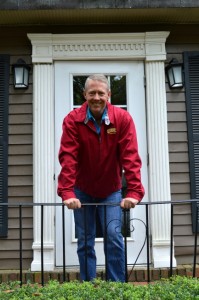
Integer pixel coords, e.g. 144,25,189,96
110,75,127,107
73,75,127,108
73,76,87,106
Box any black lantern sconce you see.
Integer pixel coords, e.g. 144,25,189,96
165,58,184,89
12,59,30,89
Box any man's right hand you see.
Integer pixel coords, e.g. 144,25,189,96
63,198,81,209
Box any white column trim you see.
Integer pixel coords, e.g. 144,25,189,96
145,61,176,268
30,64,55,271
28,31,172,271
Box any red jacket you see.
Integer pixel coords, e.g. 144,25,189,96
57,102,145,201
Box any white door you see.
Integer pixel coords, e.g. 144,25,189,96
55,61,148,267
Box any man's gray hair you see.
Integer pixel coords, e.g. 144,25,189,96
84,74,110,91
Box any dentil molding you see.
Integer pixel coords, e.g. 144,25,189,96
28,32,170,63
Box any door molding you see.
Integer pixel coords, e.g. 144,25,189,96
54,61,147,267
29,32,168,63
28,32,176,271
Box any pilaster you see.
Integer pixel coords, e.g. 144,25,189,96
145,60,176,268
31,64,55,271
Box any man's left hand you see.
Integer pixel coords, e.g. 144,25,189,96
120,198,139,209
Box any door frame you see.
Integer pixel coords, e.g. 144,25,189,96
54,61,148,267
27,32,176,271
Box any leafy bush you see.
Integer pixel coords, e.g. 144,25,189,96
0,276,198,299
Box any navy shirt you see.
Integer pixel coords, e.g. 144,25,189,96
87,107,109,134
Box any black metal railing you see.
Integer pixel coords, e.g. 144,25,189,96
0,199,199,286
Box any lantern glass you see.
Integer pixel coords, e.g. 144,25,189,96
23,68,29,86
13,59,30,89
172,65,183,87
166,59,183,89
167,68,175,87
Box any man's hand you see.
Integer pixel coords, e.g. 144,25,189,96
63,198,81,209
120,198,139,209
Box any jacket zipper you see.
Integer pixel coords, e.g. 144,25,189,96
86,123,101,162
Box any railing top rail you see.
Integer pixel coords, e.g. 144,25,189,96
0,199,198,207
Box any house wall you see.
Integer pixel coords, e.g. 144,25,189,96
166,37,199,263
0,24,198,269
0,28,33,269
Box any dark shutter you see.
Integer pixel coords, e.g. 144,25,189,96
184,52,199,233
0,55,9,237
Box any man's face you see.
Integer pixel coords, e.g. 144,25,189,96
84,79,110,119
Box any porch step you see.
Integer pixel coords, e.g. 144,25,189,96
0,265,198,284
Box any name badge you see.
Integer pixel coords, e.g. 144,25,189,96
107,128,117,134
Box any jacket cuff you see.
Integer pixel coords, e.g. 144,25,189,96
125,191,143,202
61,191,76,202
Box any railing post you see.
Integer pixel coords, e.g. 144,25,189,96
145,204,150,283
19,205,23,286
62,204,66,282
41,204,44,286
123,209,129,283
193,202,198,277
104,205,108,281
84,206,88,281
170,203,174,277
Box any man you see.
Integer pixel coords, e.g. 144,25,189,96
57,74,145,282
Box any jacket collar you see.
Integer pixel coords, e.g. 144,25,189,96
75,101,114,125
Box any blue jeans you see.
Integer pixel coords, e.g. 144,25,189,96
74,188,125,282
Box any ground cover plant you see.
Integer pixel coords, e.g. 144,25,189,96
0,276,198,299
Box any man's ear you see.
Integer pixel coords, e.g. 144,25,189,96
108,91,111,100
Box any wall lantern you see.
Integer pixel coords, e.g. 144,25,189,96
12,59,30,89
165,58,184,89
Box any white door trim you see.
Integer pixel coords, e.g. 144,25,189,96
55,61,147,266
27,32,175,271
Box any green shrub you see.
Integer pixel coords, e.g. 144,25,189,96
0,276,198,299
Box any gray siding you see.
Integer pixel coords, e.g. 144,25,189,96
166,35,199,263
0,28,33,268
